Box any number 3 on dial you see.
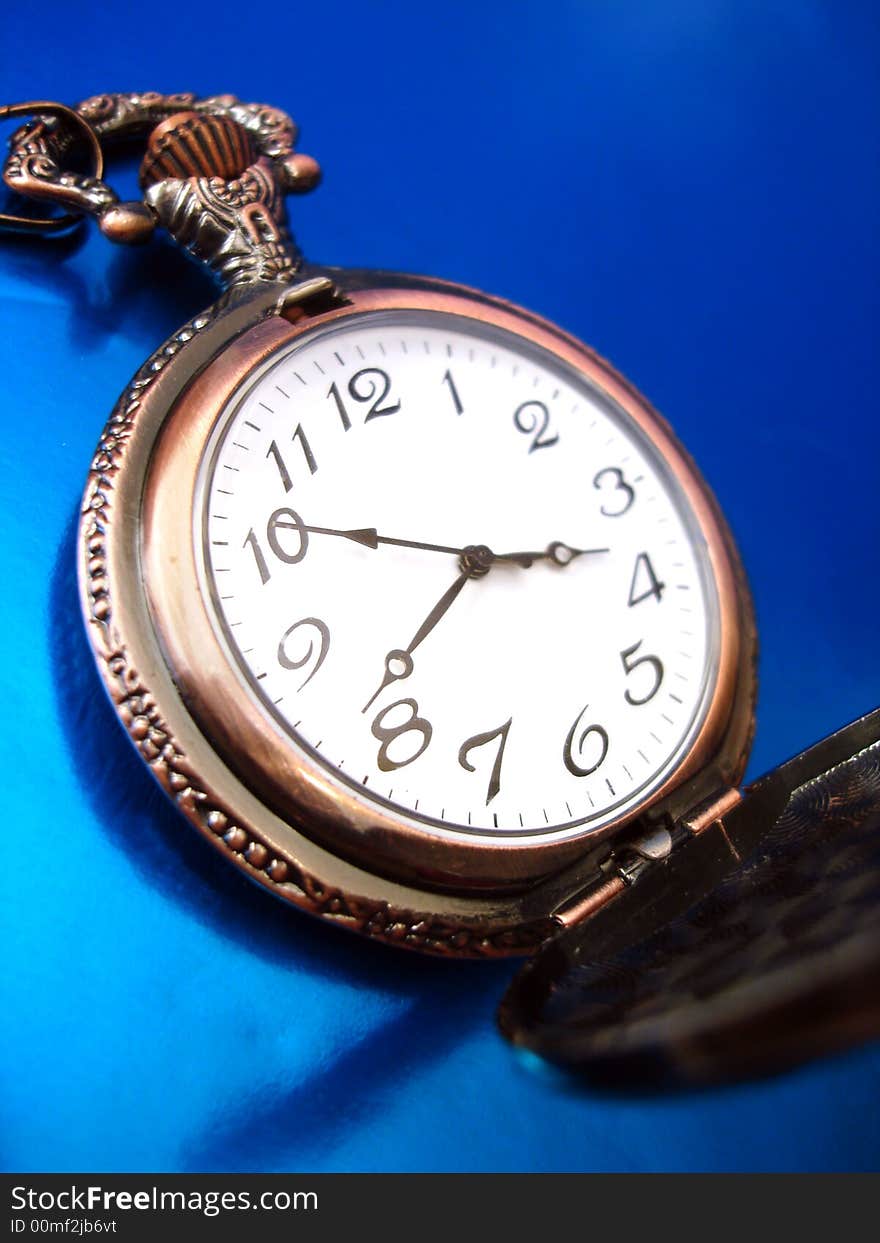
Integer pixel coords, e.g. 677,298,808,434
593,466,635,517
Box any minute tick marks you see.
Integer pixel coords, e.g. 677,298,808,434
202,315,714,836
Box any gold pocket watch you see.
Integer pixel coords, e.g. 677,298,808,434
4,92,877,1085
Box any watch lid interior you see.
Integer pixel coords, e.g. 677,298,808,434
499,707,880,1088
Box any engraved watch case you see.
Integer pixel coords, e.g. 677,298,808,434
21,95,755,955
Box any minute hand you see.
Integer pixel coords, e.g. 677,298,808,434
362,566,472,713
303,524,465,557
406,567,472,652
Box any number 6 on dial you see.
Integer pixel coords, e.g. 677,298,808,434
563,705,609,777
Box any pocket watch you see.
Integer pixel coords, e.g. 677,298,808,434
3,92,877,1086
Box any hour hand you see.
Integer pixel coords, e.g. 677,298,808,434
494,540,609,567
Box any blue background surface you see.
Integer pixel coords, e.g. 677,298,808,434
1,2,879,1172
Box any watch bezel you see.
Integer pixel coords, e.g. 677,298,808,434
79,271,756,951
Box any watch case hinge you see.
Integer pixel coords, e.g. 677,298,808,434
611,821,686,886
679,785,743,836
552,786,742,930
553,824,679,929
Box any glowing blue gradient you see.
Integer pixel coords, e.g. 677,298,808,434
1,0,878,1172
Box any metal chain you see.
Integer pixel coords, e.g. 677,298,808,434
0,91,306,242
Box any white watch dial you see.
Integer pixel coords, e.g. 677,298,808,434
196,310,718,842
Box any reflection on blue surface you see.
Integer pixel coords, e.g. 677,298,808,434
1,0,879,1171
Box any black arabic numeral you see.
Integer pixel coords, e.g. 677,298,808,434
628,551,665,606
267,506,309,565
329,368,401,428
244,506,310,584
292,423,318,475
513,399,559,452
371,698,433,772
353,367,400,420
620,641,664,705
442,368,464,414
458,717,512,806
278,617,330,691
266,439,293,493
327,381,352,431
243,528,271,585
266,426,317,491
563,704,609,777
593,466,635,517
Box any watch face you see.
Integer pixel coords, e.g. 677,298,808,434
195,308,719,844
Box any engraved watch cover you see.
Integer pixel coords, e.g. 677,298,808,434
500,708,880,1086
